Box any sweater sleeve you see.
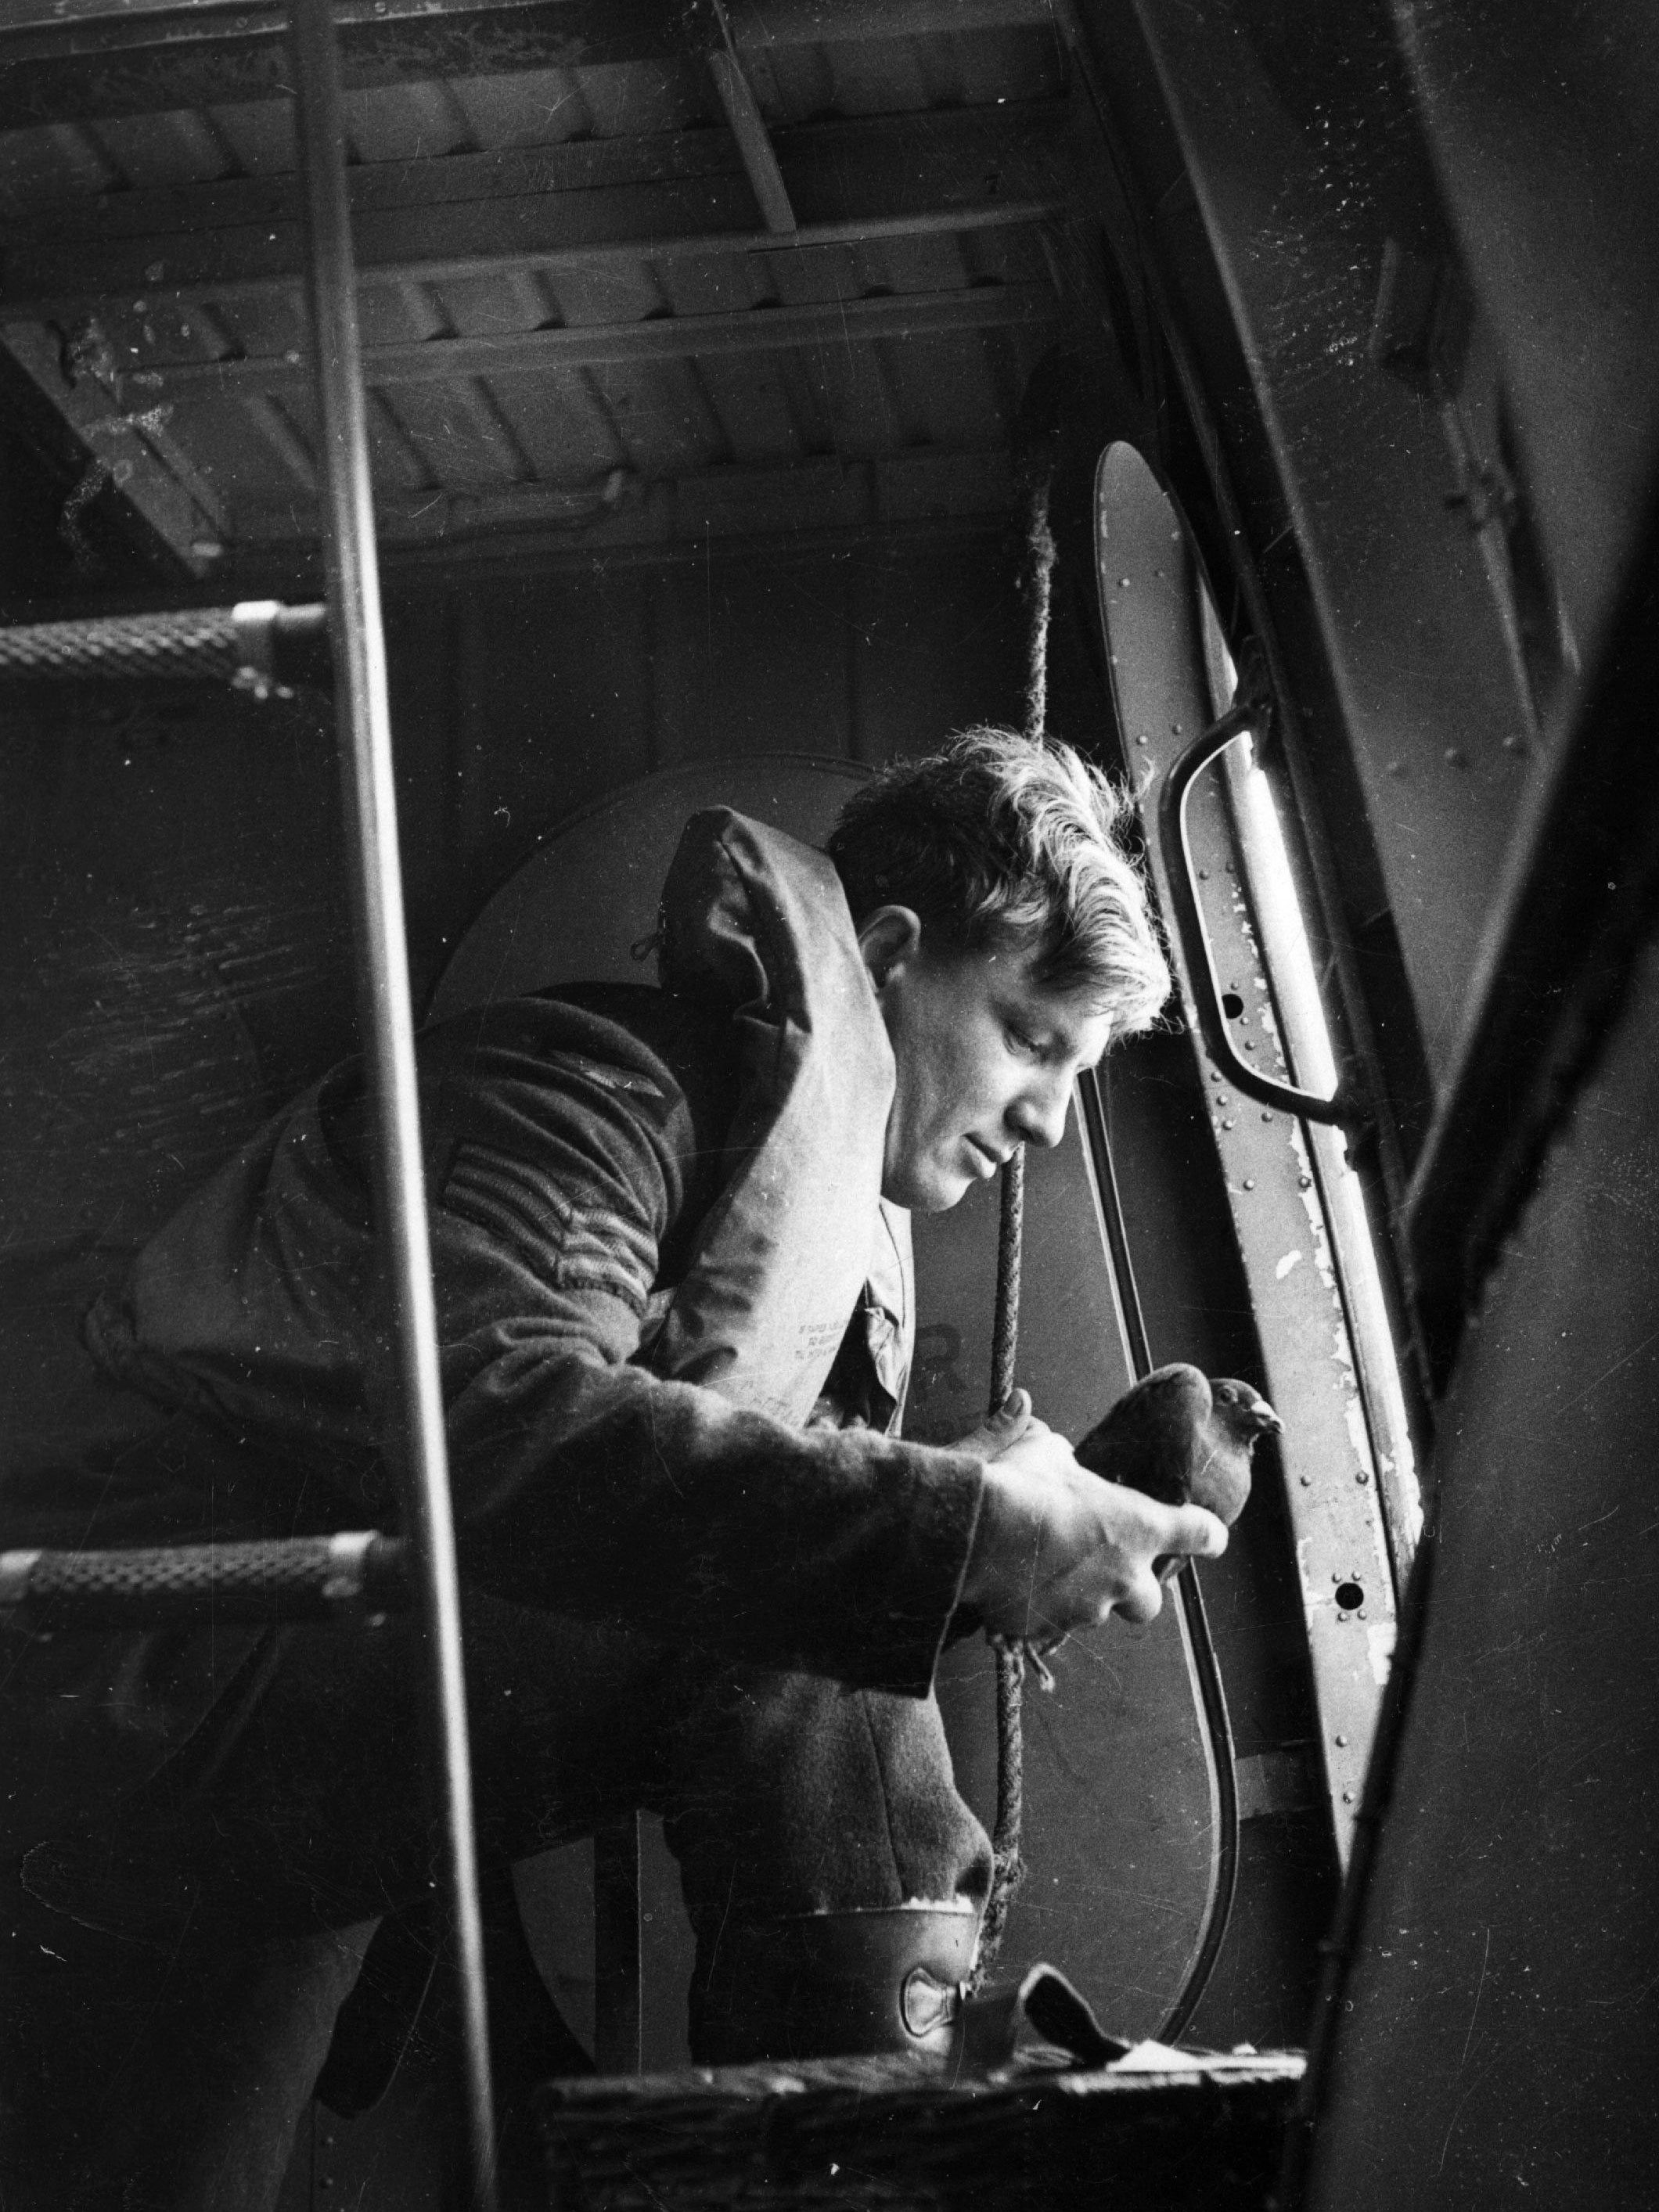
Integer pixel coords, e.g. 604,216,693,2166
417,1019,984,1696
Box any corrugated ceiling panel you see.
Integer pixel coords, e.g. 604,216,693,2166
483,365,628,481
343,79,477,164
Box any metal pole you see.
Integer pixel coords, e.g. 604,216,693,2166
288,5,497,2202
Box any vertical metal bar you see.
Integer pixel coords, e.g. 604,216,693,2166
287,5,497,2203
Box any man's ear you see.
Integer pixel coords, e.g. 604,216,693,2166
856,905,923,991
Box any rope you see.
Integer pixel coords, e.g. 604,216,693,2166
974,1148,1027,1989
974,473,1056,1989
1022,482,1057,740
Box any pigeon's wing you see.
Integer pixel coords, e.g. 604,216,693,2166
1074,1363,1213,1504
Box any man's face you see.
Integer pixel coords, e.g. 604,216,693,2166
869,925,1114,1212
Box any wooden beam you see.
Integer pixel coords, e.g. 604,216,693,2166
4,102,1066,309
129,280,1055,401
0,0,1058,130
707,49,796,237
229,443,1019,557
1,317,226,574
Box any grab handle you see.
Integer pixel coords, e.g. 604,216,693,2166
1157,696,1366,1131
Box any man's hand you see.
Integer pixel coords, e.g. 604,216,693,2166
952,1387,1041,1465
959,1421,1228,1644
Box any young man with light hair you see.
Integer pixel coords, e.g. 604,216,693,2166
2,728,1225,2207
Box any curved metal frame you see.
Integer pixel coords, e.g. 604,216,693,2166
1076,1069,1239,2044
1159,699,1367,1135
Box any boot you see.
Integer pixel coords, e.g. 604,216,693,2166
691,1901,981,2066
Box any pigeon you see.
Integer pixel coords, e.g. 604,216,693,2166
1074,1363,1281,1566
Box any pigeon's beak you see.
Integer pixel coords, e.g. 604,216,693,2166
1255,1405,1284,1435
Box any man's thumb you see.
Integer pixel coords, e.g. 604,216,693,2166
985,1387,1032,1438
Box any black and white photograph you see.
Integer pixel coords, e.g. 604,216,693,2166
0,3,1653,2206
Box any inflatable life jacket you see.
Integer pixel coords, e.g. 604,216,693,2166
639,806,912,1433
83,807,912,1454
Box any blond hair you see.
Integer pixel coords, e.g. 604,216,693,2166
827,728,1170,1034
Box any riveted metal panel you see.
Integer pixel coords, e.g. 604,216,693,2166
1097,440,1398,1863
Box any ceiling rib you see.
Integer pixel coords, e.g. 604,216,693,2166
131,282,1059,401
707,49,796,237
11,207,1057,329
229,442,1018,557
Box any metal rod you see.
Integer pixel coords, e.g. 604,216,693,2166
288,5,497,2203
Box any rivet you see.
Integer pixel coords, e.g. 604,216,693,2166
1215,1092,1231,1105
1444,746,1466,767
1118,576,1132,588
1333,1574,1342,1584
1261,1111,1272,1122
1387,760,1405,778
1242,1177,1256,1190
1298,1174,1312,1190
1342,1790,1355,1804
1502,732,1527,754
1198,867,1209,879
1222,1117,1236,1130
1334,1733,1348,1746
1224,861,1236,874
1358,1607,1368,1618
1356,1470,1369,1485
1242,1040,1255,1051
1300,1475,1312,1487
1337,1610,1350,1621
1171,721,1182,735
1135,733,1149,745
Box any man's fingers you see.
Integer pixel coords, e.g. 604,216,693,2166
957,1389,1042,1460
1109,1568,1166,1628
1160,1503,1229,1562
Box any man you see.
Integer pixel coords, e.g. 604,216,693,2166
1,728,1225,2207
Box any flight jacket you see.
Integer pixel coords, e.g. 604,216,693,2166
74,810,988,1699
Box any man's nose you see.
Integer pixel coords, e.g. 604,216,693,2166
1009,1075,1071,1151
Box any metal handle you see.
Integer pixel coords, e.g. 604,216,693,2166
1158,696,1365,1129
0,602,329,691
0,1531,407,1631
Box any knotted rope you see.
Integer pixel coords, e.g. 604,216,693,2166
973,477,1058,1990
